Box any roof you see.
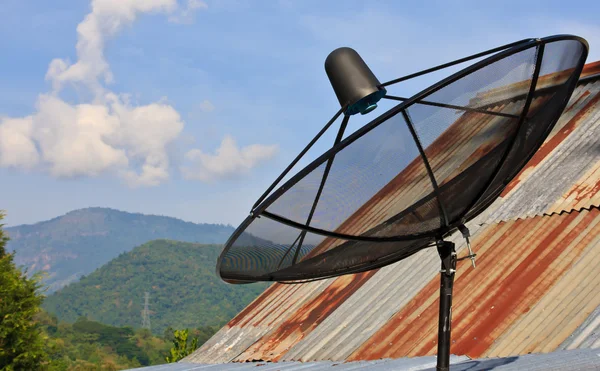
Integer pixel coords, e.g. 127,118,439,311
130,348,600,370
186,61,600,364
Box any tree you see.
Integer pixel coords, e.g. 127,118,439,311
0,211,48,370
165,329,198,363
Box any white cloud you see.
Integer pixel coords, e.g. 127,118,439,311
0,0,211,187
0,92,185,186
46,0,181,92
1,0,277,186
32,95,127,177
17,94,182,185
182,135,279,182
121,153,170,187
0,117,39,169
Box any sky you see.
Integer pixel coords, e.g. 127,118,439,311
1,0,599,227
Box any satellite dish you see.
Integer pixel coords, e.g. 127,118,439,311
217,35,588,370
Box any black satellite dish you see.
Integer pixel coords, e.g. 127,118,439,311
217,35,588,370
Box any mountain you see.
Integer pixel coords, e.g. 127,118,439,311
43,239,268,334
5,207,235,292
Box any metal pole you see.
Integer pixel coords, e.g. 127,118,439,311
436,240,456,371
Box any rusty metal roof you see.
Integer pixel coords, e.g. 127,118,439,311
187,61,600,364
484,62,600,222
349,207,600,360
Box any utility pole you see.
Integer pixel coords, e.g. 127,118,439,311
142,292,151,330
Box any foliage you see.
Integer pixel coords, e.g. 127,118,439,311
37,311,176,370
165,329,199,363
37,312,217,370
2,209,265,369
0,211,48,370
43,239,269,334
5,207,235,292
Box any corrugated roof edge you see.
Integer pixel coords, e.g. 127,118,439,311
543,204,600,218
487,203,600,225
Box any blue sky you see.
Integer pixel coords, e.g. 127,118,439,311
1,0,599,227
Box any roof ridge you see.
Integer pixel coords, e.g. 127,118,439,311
541,204,600,217
478,204,600,225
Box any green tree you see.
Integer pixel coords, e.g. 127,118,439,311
165,329,198,363
0,211,48,370
37,313,171,370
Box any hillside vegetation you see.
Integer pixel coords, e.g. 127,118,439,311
43,239,268,334
6,207,235,291
39,312,169,370
38,311,216,370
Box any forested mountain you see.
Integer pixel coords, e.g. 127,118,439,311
5,208,235,292
43,239,268,334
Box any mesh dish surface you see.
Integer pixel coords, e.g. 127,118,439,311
218,36,588,283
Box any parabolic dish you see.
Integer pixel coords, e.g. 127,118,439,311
218,35,588,283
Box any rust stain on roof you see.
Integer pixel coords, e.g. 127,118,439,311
564,178,600,205
228,283,283,327
234,271,376,362
348,208,598,360
486,211,600,356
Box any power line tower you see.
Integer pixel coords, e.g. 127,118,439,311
142,292,151,330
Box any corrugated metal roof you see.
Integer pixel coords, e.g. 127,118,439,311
559,303,600,350
278,230,477,363
349,207,600,360
187,230,477,364
187,61,600,364
193,278,334,363
484,80,600,222
131,349,600,371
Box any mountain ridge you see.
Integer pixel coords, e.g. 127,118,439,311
6,207,233,232
6,207,236,292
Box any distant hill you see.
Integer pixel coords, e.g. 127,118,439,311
5,208,235,292
43,239,268,334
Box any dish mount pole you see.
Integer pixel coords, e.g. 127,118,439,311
436,240,456,371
